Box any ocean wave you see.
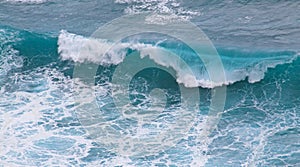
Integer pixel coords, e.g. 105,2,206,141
58,30,200,87
0,1,299,166
58,30,299,88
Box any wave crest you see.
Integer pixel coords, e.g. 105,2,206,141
58,30,299,88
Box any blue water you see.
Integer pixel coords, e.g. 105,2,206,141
0,0,300,166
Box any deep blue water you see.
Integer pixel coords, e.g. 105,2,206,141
0,0,299,166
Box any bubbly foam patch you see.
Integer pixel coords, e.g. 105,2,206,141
115,0,200,22
0,28,23,85
0,64,212,166
0,68,91,166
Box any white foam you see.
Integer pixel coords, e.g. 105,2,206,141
58,30,152,65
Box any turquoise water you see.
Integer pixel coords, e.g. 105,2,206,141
0,0,299,166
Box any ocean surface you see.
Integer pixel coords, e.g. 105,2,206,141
0,0,299,166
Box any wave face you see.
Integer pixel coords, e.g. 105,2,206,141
1,1,300,166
